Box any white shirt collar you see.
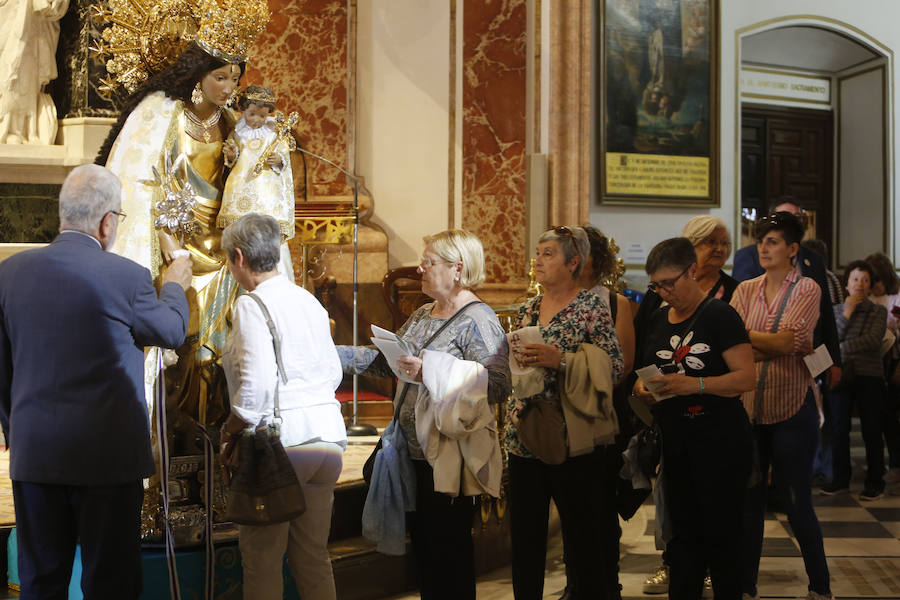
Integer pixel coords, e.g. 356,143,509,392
234,116,277,141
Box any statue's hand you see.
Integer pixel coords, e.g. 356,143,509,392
158,230,181,264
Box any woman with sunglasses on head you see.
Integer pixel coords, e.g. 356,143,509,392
632,237,755,600
730,211,832,600
337,229,509,600
505,226,624,600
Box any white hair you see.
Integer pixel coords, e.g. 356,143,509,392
58,164,122,233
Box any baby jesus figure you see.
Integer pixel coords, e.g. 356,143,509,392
219,85,295,278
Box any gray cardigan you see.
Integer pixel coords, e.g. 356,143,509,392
834,299,887,378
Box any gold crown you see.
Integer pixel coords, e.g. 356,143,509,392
241,87,276,105
91,0,269,96
194,0,269,63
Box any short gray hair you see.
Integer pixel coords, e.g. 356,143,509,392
58,164,121,233
537,226,589,279
222,213,281,273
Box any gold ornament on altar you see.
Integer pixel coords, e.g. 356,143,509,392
90,0,270,97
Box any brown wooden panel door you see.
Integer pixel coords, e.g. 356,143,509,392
741,105,834,261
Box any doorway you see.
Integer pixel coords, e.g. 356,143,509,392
740,104,834,260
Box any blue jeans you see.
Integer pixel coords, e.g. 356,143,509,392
742,391,830,596
828,375,888,488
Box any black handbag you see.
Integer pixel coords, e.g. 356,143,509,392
362,300,484,484
224,292,306,526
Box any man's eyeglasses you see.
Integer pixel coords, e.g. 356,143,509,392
105,210,127,223
553,226,574,238
648,266,690,294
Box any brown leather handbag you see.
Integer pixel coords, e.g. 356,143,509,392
224,292,306,526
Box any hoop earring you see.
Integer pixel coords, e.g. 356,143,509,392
191,83,204,106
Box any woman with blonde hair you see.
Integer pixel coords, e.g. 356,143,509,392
338,229,510,600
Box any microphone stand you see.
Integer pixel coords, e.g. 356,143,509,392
294,147,377,436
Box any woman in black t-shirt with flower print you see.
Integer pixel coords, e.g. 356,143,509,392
633,237,756,600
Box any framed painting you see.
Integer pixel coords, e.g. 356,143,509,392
599,0,719,206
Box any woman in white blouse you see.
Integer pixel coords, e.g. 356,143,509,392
219,214,347,600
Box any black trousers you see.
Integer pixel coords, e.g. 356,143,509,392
406,459,477,600
654,397,753,600
829,375,891,488
508,447,619,600
12,479,144,600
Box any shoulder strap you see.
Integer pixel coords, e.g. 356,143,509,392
609,290,618,323
752,277,800,422
673,297,712,352
393,299,484,419
245,292,288,425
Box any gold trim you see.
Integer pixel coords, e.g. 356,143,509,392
736,16,893,269
835,63,889,267
740,66,831,104
734,15,895,58
448,0,456,229
598,0,720,207
740,92,831,106
742,66,831,80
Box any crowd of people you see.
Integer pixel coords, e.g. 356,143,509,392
4,157,900,600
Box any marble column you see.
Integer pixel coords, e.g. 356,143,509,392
461,0,528,285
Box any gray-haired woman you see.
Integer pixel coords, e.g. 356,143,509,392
219,214,346,600
506,226,624,600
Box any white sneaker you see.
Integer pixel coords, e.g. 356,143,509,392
742,594,759,600
642,563,668,594
805,591,834,600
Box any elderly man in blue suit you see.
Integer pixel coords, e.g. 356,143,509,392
733,197,842,386
0,164,193,599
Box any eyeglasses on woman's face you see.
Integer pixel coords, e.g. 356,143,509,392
647,265,690,294
419,256,452,269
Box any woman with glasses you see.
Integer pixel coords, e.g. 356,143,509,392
632,237,755,599
730,211,832,600
337,229,509,600
635,216,738,595
505,225,624,599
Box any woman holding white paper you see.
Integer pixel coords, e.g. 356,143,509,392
336,229,509,600
505,225,624,600
632,236,755,599
729,211,831,600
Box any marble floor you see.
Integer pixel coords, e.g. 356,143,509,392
384,425,900,600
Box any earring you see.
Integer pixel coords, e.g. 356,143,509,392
191,83,204,106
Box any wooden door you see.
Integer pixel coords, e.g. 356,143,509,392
741,104,834,262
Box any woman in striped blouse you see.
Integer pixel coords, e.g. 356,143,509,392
730,211,832,600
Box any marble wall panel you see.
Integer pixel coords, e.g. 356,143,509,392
245,0,349,196
0,185,60,243
462,0,527,284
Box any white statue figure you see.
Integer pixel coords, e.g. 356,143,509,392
0,0,70,145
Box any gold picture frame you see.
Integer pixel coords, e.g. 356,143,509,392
599,0,720,207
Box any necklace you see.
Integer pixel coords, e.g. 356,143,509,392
185,108,222,143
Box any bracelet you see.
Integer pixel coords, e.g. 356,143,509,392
699,377,704,394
